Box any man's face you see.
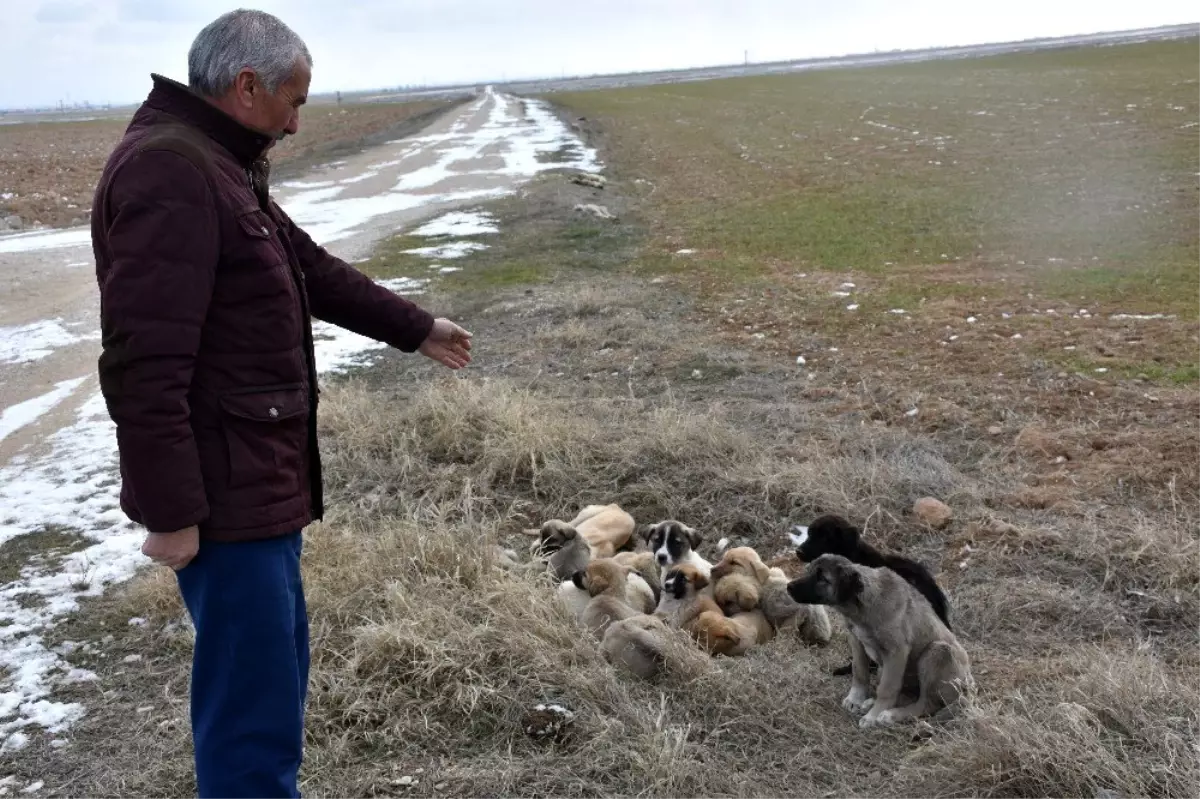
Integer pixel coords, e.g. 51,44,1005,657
226,62,310,152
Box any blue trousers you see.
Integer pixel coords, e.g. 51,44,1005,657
175,531,309,799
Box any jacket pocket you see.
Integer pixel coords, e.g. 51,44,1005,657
218,384,309,492
236,205,276,240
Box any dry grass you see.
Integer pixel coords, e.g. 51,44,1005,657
67,370,1193,798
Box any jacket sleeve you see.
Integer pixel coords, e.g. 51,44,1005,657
272,202,436,353
96,149,217,534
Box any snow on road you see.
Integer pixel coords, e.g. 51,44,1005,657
0,86,602,754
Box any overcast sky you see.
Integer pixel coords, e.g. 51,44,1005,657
1,0,1196,109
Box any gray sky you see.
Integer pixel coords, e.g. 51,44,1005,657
2,0,1196,109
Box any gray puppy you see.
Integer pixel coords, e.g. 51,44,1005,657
532,520,592,582
787,554,973,728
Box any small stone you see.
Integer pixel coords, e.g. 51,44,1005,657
123,654,142,664
913,497,953,529
987,425,1003,436
435,783,448,791
395,776,415,787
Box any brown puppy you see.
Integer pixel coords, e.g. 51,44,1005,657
710,546,771,615
572,559,640,638
787,554,974,728
760,566,832,646
653,564,720,634
693,608,775,657
525,503,635,559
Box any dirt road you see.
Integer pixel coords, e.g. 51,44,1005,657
0,86,600,752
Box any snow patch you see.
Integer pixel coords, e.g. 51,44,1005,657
0,320,98,365
409,210,499,238
0,378,86,444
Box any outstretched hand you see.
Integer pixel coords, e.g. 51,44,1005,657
418,317,473,369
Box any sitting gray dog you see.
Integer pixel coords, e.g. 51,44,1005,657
787,553,974,728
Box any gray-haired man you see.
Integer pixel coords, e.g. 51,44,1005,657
91,9,471,797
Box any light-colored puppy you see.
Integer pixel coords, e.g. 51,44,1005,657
525,503,635,559
611,551,659,614
786,554,974,728
557,558,656,618
572,559,640,638
601,613,710,681
760,566,832,646
710,546,771,615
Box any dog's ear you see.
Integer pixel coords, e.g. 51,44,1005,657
745,553,770,585
571,570,587,591
691,570,710,591
685,525,703,550
833,564,865,604
638,523,654,543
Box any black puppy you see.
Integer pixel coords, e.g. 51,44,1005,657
791,514,953,675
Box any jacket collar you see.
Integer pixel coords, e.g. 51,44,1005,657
142,73,274,167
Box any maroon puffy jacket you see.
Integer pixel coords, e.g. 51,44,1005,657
91,74,435,542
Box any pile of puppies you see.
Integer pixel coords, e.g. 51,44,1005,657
507,503,975,729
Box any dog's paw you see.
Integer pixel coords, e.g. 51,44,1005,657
873,709,900,727
841,684,871,713
858,711,882,729
861,698,875,712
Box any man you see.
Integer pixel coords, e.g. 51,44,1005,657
90,9,472,798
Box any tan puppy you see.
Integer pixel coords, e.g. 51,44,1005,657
710,546,771,615
572,559,640,638
525,503,635,559
601,613,710,681
787,554,974,728
761,566,832,646
612,551,659,613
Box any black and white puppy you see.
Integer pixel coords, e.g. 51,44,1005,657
642,520,713,584
791,514,953,675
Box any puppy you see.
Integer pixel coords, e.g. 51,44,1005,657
611,551,659,613
643,520,713,583
710,546,770,615
760,566,832,646
556,558,656,617
601,613,708,680
653,563,718,632
572,559,640,638
786,554,973,728
525,503,635,559
532,521,592,582
693,608,775,657
793,514,953,675
791,514,953,630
